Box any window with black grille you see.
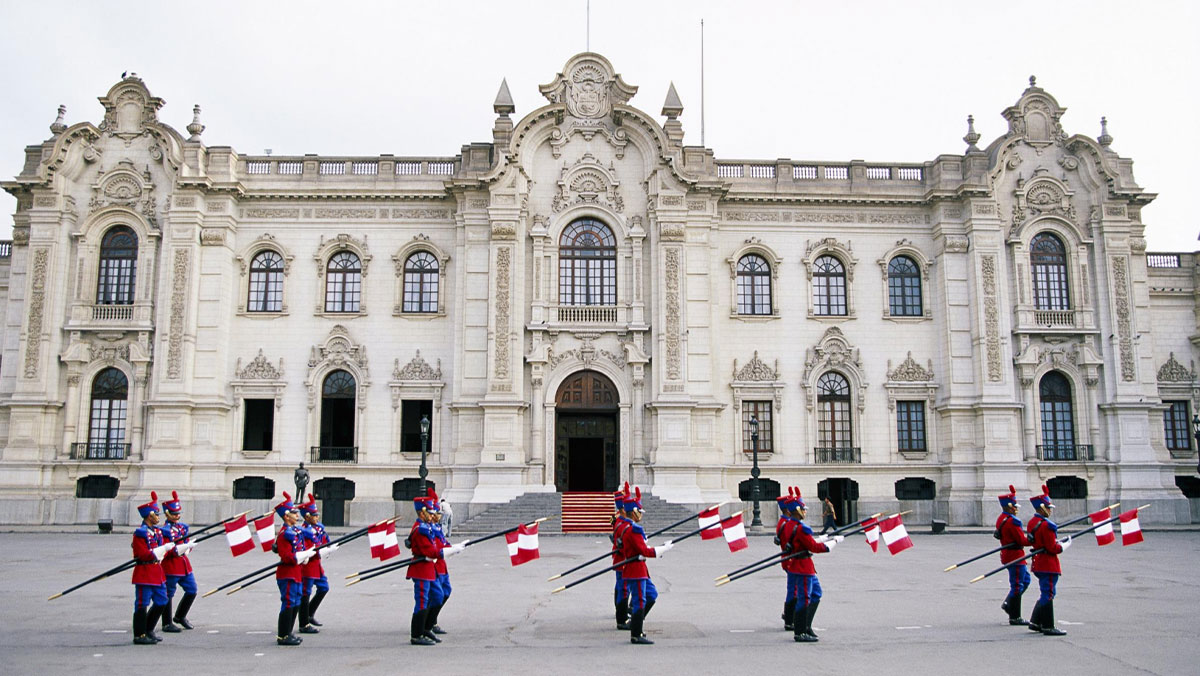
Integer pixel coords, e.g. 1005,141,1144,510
76,475,120,498
1163,400,1191,451
895,477,935,500
233,476,275,500
1047,476,1087,499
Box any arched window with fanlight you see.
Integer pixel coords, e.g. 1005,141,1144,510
558,218,616,306
816,372,856,462
402,251,439,313
85,368,129,459
317,370,357,462
1039,371,1077,460
96,226,138,305
813,255,847,316
736,254,772,315
248,250,284,312
325,251,362,313
887,255,922,316
1031,233,1070,311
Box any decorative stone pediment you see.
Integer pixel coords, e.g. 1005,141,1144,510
805,327,861,374
236,349,284,380
552,152,624,213
1003,77,1067,147
309,325,369,377
1010,170,1077,238
733,352,779,382
393,350,443,381
887,352,934,382
98,74,165,140
539,53,637,121
731,352,784,412
88,159,158,227
1157,352,1196,383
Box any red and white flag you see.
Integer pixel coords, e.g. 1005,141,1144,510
721,513,749,552
1089,508,1114,546
862,518,880,553
224,515,255,557
368,521,401,561
253,514,276,552
698,506,723,540
1119,509,1144,546
505,523,540,566
880,515,913,555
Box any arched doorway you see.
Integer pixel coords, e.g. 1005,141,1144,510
555,370,619,492
817,477,859,526
313,477,355,527
317,370,356,462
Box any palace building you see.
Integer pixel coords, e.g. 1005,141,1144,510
1,53,1197,527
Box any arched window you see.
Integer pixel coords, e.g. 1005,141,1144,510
736,254,772,315
247,250,284,312
96,226,138,305
887,255,922,316
1039,371,1076,459
325,251,362,313
318,370,357,462
559,219,616,306
1031,233,1070,311
402,251,439,313
817,372,853,455
813,255,847,316
87,368,129,459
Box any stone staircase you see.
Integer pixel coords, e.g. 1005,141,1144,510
453,491,703,536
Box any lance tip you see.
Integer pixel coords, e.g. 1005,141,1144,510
47,593,62,600
969,575,984,584
715,579,730,587
714,575,728,581
943,565,957,572
201,589,218,598
551,586,566,594
346,579,360,587
546,574,561,581
345,573,360,579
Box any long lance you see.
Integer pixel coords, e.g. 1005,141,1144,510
47,510,251,601
345,517,553,587
969,504,1148,584
714,512,884,582
551,511,744,593
547,502,727,582
944,502,1120,572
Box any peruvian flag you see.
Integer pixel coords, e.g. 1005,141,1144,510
880,515,913,555
721,513,749,552
224,515,255,557
698,506,723,540
1089,508,1115,546
1119,509,1144,546
862,518,880,553
253,514,276,552
368,521,401,561
505,523,540,566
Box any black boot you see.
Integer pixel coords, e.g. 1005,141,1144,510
805,599,821,639
783,600,796,631
616,598,630,630
299,596,319,634
174,593,195,629
288,607,302,641
642,598,655,619
1008,593,1029,626
161,599,181,633
1028,602,1044,632
307,590,326,627
423,605,443,642
276,611,301,645
133,608,155,645
1001,593,1011,614
629,611,653,644
411,610,436,645
145,605,164,642
793,603,817,642
1040,601,1066,636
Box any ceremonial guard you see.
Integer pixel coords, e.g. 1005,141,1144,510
407,494,464,645
131,492,173,645
776,488,801,631
298,494,337,634
159,491,198,633
1027,485,1070,636
617,487,673,645
787,491,842,643
274,492,315,646
428,488,461,638
994,485,1030,626
612,482,631,630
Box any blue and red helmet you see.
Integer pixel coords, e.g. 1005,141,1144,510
793,488,807,511
1030,484,1053,510
998,485,1018,508
623,486,644,513
299,493,319,516
137,491,161,519
274,491,297,518
162,490,183,514
614,481,630,510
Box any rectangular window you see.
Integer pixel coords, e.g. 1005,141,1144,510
896,401,927,452
1164,400,1192,451
401,400,434,453
242,399,275,450
741,401,774,453
248,270,283,312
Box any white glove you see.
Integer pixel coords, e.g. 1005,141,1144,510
296,549,316,564
176,542,196,556
832,535,845,544
318,542,339,558
815,534,829,543
444,543,467,558
152,542,175,561
1059,536,1072,551
824,539,838,551
654,540,674,557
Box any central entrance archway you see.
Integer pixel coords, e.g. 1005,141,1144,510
554,370,620,492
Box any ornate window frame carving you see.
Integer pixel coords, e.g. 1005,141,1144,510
800,327,867,459
388,350,447,460
546,207,631,326
726,239,782,320
392,234,450,318
883,352,939,459
1155,352,1199,458
230,349,286,459
71,206,161,320
1009,218,1093,332
730,352,785,412
802,237,857,320
235,233,294,316
313,233,371,317
305,325,371,455
878,240,932,322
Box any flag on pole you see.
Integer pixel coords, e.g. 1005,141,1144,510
1089,508,1115,546
880,515,913,555
698,506,723,540
1119,509,1144,546
720,513,748,552
505,523,540,566
862,517,880,553
253,514,276,552
224,515,255,557
367,522,401,561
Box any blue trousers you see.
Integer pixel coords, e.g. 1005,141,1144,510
165,572,197,598
435,573,451,603
412,579,446,613
624,578,658,614
1034,571,1059,604
277,579,302,612
614,571,628,606
303,574,330,595
1007,564,1031,597
790,574,822,606
786,572,802,603
134,583,167,609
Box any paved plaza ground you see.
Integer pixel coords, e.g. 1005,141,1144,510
2,528,1196,675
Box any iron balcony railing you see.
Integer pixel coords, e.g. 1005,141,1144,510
71,442,131,460
814,447,861,464
311,446,358,464
1036,444,1095,461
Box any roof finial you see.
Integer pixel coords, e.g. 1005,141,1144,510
493,78,515,116
1029,75,1037,88
1097,116,1112,147
662,82,683,119
186,104,205,142
49,104,67,136
963,114,980,152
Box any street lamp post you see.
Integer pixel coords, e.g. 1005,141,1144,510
749,415,762,527
1192,414,1200,474
419,414,431,495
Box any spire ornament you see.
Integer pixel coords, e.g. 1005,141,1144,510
963,114,980,152
186,104,205,141
1097,116,1112,147
49,105,67,136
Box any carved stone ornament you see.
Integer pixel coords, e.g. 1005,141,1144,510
887,352,934,382
733,352,779,382
1157,352,1195,383
166,248,190,379
200,228,225,246
308,325,369,377
1002,78,1067,147
97,74,164,140
1111,256,1136,381
539,53,637,120
393,350,443,381
88,159,159,227
552,152,624,214
943,235,969,254
493,247,512,381
981,255,1003,381
1010,172,1077,239
805,327,861,373
664,247,682,380
23,248,49,378
236,349,284,380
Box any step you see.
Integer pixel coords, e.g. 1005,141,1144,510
561,491,615,533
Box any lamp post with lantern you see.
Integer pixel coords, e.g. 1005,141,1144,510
419,414,431,495
749,415,762,527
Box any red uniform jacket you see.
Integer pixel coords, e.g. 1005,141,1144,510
612,517,632,566
1029,516,1063,574
779,518,804,573
301,523,328,579
160,522,193,577
131,525,167,586
995,513,1029,565
618,522,658,580
433,523,449,576
785,520,829,576
406,521,440,581
275,525,304,582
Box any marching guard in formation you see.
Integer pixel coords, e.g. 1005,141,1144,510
775,488,801,631
1026,485,1070,636
994,485,1030,626
406,491,465,645
131,492,173,645
299,494,336,634
273,492,315,646
617,487,673,645
612,482,631,630
429,488,460,637
159,491,198,632
786,491,842,643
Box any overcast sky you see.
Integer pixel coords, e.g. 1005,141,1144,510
1,1,1195,250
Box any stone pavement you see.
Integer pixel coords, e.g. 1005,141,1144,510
2,530,1197,675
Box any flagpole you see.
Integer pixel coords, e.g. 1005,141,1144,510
944,503,1119,572
715,512,883,581
203,560,282,598
346,557,416,580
